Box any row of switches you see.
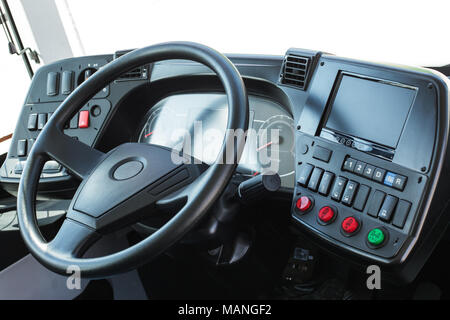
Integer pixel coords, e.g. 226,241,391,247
367,190,411,228
298,164,371,212
47,71,74,96
330,177,370,211
298,164,335,197
28,110,89,131
28,113,52,131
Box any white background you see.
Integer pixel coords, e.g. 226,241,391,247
1,0,449,153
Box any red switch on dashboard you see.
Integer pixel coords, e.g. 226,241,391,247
78,110,89,128
318,206,335,223
341,216,359,234
296,196,312,213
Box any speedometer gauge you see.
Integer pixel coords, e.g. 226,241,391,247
257,115,295,178
138,105,188,151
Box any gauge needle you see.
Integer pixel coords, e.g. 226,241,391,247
256,141,273,152
144,131,154,138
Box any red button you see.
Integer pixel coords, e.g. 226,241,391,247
341,217,359,234
296,196,312,212
78,110,89,128
318,206,335,223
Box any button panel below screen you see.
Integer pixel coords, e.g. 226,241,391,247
292,134,425,260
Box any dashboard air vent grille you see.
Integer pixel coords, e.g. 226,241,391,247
281,54,310,90
114,50,148,81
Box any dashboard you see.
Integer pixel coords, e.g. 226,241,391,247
0,48,449,283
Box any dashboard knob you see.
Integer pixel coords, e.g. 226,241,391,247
296,196,313,213
77,67,97,86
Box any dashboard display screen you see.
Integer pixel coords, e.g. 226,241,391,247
324,74,417,149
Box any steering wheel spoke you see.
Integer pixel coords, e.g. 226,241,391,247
47,218,100,258
41,126,105,180
155,179,196,210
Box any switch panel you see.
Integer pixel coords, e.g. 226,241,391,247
343,156,408,191
292,133,426,260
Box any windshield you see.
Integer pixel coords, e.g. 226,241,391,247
56,0,449,66
0,0,449,146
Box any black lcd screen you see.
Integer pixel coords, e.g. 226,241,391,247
324,74,417,149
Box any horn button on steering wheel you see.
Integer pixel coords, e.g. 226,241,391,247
112,160,144,180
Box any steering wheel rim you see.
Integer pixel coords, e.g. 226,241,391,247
17,42,249,278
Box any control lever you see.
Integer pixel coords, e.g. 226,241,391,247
237,172,281,203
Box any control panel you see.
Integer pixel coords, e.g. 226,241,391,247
0,55,117,187
0,51,151,192
292,133,426,259
0,99,111,181
288,52,450,271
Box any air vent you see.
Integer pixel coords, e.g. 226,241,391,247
114,50,148,81
280,54,310,90
117,67,145,80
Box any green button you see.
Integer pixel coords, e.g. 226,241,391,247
368,228,385,245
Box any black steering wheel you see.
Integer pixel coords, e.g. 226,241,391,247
17,42,249,278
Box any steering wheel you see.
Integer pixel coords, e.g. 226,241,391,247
17,42,249,278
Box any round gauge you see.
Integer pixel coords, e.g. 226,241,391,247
138,106,162,143
257,115,295,178
138,105,187,151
